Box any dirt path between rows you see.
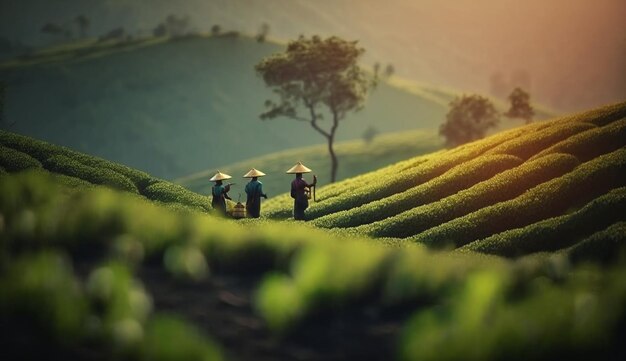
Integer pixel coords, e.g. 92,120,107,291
140,265,410,361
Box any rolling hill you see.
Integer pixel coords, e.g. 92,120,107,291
264,101,626,258
1,101,626,360
175,129,443,199
0,129,214,213
0,34,467,180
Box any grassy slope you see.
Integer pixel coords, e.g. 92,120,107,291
0,129,213,213
175,129,443,198
264,100,626,258
0,34,480,180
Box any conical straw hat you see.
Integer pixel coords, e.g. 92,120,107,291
286,162,312,174
243,168,266,178
209,170,232,181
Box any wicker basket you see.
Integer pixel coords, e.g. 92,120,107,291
232,202,246,219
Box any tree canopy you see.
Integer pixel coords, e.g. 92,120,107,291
505,87,535,124
439,95,500,148
255,35,371,182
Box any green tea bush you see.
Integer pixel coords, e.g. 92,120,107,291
462,187,626,257
141,315,223,361
0,249,223,360
86,262,153,348
485,122,596,160
530,117,626,162
314,154,522,228
413,147,626,248
19,168,95,192
546,100,626,127
256,241,390,332
0,130,152,190
264,125,535,219
0,130,63,161
72,153,153,190
399,266,626,361
318,155,431,201
381,246,509,306
0,144,42,171
0,251,88,340
567,222,626,264
43,154,138,193
49,172,95,189
4,169,626,356
360,153,579,238
0,171,206,258
306,152,513,220
263,155,433,219
568,100,626,126
142,181,211,212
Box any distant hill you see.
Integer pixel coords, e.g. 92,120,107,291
2,0,624,111
0,34,475,180
175,129,443,199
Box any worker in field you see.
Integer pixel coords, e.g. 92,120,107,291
210,170,233,216
243,168,268,218
287,162,317,221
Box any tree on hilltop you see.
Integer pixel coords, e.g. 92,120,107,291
505,87,535,124
0,81,5,125
440,94,500,148
165,14,191,37
362,125,379,144
75,15,90,38
40,23,65,39
153,15,191,37
384,64,395,78
99,27,126,42
256,23,270,42
255,35,372,182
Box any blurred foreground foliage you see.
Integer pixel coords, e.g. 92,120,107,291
1,171,626,360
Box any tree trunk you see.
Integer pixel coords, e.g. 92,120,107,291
306,102,340,183
328,135,338,183
328,110,340,183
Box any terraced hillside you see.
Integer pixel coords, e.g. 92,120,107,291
0,129,214,213
176,129,443,198
265,101,626,257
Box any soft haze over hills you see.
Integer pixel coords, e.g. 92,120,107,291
1,0,624,111
0,35,457,179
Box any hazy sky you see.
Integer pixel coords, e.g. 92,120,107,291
1,0,624,110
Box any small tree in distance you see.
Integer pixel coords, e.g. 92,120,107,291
439,95,500,148
505,87,535,124
75,15,90,38
256,23,270,42
362,125,379,144
255,35,371,182
41,23,65,38
0,81,5,125
384,64,395,78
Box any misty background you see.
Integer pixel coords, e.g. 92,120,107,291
1,0,624,182
2,0,625,111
